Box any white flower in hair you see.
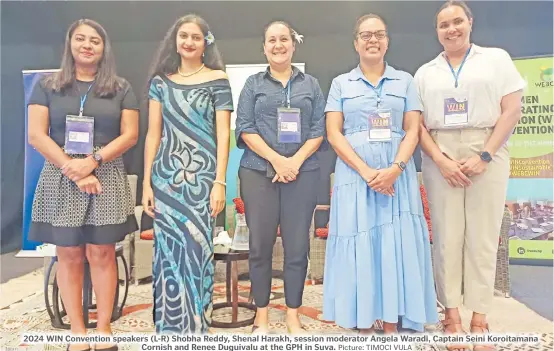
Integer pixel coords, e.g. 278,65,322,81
205,31,215,45
292,30,304,43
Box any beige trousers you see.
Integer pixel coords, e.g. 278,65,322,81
422,128,510,314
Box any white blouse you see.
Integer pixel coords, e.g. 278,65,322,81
414,44,526,130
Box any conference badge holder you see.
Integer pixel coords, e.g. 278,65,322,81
367,109,392,142
277,107,301,144
64,115,94,155
443,89,469,127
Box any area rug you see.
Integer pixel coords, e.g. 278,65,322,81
1,276,552,351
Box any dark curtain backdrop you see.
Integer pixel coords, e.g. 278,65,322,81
1,1,552,252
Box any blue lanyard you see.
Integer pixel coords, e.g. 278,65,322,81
285,78,292,108
79,83,94,116
446,45,472,88
271,70,294,108
373,79,385,108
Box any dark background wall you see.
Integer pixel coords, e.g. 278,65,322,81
1,1,552,252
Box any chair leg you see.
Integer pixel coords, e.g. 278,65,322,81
225,260,231,303
82,263,91,328
231,261,239,323
52,276,68,329
111,260,121,322
129,233,136,285
120,255,130,315
248,287,254,304
44,258,57,323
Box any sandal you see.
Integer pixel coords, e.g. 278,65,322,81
251,325,269,334
286,323,307,335
358,327,375,335
382,321,398,334
95,346,118,351
441,318,472,351
470,321,496,351
66,347,91,351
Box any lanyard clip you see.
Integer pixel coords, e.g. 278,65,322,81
79,83,94,117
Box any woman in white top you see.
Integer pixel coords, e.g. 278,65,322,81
414,1,525,350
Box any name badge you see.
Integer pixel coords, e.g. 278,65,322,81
65,115,94,154
277,107,301,143
368,109,392,142
443,90,469,127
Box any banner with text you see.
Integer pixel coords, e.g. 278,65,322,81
506,56,553,260
19,332,543,351
21,69,58,251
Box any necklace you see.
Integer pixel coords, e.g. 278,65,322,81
177,64,205,77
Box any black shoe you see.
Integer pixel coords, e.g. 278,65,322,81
95,347,118,351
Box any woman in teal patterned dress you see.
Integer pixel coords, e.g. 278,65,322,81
143,15,233,334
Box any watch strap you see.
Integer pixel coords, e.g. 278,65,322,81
92,153,103,166
392,161,406,171
480,151,492,163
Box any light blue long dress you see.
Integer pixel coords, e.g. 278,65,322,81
323,64,438,332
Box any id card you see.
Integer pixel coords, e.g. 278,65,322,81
443,90,469,127
368,109,392,142
65,115,94,154
277,107,301,143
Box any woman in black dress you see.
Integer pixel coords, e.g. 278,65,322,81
27,19,139,351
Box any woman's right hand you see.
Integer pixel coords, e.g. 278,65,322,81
359,166,379,184
270,155,298,183
142,184,155,218
359,166,394,196
436,155,472,188
75,175,102,195
62,157,97,182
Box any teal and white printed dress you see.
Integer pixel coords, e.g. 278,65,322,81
148,75,233,333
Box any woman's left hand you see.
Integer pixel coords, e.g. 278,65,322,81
367,167,401,196
210,183,226,218
272,156,303,183
460,155,488,177
62,157,97,182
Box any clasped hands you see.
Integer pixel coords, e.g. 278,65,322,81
360,166,400,197
437,153,488,188
270,155,303,183
61,156,102,194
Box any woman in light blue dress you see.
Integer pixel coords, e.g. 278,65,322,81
323,14,438,333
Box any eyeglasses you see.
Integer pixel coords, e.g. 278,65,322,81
357,30,387,41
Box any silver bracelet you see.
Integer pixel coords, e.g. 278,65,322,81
214,180,226,186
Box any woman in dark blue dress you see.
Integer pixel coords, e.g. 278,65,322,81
143,14,233,334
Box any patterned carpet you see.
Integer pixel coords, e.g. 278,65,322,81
1,271,552,351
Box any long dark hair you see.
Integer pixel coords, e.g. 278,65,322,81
147,14,224,85
43,18,121,97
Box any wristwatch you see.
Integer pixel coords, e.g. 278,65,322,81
91,153,103,166
480,151,492,163
392,161,406,172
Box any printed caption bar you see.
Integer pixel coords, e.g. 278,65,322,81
21,333,542,351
